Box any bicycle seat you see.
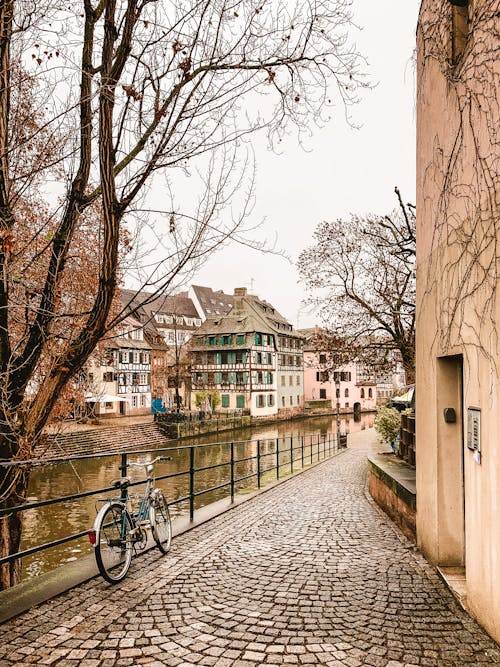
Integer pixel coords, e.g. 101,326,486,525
110,477,131,489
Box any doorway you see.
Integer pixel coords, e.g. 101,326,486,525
436,354,465,567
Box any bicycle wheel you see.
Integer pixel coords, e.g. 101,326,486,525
150,491,172,554
95,502,133,583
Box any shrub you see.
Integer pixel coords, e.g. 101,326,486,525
374,406,401,447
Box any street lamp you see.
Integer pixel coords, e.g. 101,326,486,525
334,372,342,448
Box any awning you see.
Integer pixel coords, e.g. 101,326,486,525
85,394,130,403
392,387,415,404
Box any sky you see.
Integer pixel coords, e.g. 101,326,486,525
162,1,420,329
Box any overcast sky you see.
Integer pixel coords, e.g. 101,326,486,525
182,1,420,328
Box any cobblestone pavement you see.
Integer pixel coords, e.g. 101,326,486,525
1,430,499,667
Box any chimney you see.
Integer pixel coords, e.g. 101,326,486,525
234,287,247,296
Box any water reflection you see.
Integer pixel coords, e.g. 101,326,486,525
21,413,374,579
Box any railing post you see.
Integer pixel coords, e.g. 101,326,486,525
189,446,195,522
301,435,304,469
290,435,293,474
120,453,128,503
310,434,313,465
257,439,261,489
276,438,280,479
323,433,326,459
317,434,320,461
230,441,235,503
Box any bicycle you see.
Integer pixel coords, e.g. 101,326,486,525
88,455,172,583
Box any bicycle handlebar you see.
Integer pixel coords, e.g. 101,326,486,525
127,456,172,469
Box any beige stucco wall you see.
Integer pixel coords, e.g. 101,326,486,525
416,0,500,642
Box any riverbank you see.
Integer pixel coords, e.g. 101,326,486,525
39,409,374,460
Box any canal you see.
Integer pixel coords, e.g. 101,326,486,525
20,413,374,580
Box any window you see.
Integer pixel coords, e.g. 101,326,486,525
336,388,340,398
345,402,349,408
131,395,138,408
221,394,230,408
237,334,245,345
319,354,326,364
451,2,469,65
360,388,365,399
267,394,274,407
289,375,293,386
319,388,326,399
345,388,349,398
297,395,300,405
266,372,273,385
267,335,273,345
236,371,247,384
256,394,265,407
105,402,113,409
208,336,217,346
103,371,113,382
221,335,232,345
236,351,247,364
129,351,134,363
141,395,146,407
316,371,328,383
368,388,373,398
255,352,263,364
236,395,245,409
266,352,272,365
296,376,300,386
282,396,285,407
289,396,293,406
254,333,263,345
281,376,285,386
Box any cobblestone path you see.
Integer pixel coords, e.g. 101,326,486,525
1,431,499,667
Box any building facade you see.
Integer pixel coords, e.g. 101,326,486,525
190,289,304,417
303,354,377,413
416,0,499,642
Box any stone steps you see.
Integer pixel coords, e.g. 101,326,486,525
36,422,171,460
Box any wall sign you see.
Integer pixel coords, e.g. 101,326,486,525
467,407,481,463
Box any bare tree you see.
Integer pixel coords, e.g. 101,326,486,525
298,188,415,382
0,0,365,586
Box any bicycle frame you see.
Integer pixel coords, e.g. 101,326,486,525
89,458,165,547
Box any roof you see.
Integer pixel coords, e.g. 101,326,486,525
191,295,303,344
120,289,199,320
190,285,234,317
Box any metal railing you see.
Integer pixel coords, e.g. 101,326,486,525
0,431,346,569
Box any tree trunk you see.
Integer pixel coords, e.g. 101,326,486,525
0,466,29,590
0,509,23,590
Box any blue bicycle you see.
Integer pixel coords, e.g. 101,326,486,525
89,456,172,583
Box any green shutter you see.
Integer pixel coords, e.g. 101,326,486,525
214,352,222,364
236,395,245,408
228,371,237,384
228,351,236,364
214,372,222,384
221,394,230,408
237,334,244,345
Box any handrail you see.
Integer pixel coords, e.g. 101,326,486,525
0,432,346,568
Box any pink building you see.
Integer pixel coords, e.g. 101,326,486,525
303,350,377,413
